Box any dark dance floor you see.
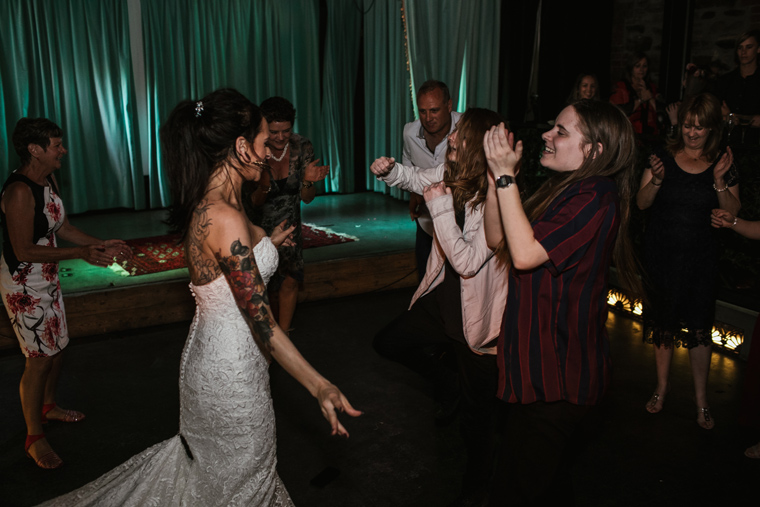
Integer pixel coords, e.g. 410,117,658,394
0,286,757,506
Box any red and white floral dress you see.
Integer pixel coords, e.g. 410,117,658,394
0,173,68,357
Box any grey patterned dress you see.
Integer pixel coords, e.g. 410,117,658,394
244,133,314,292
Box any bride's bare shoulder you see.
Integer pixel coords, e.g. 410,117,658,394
188,199,252,254
186,199,252,285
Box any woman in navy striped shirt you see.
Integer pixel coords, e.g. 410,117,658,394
482,100,641,505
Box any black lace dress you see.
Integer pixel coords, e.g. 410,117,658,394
642,150,738,348
244,134,314,292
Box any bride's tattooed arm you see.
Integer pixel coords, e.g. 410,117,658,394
215,239,275,357
187,201,222,285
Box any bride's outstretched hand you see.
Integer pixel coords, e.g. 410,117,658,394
316,383,362,437
483,123,522,178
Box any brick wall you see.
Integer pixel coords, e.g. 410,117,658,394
609,0,759,100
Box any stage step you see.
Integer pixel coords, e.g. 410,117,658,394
0,251,416,352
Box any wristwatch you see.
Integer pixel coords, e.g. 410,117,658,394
495,175,515,189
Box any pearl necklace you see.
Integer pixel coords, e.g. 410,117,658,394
270,143,289,162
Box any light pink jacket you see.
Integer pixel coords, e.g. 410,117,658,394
381,163,508,354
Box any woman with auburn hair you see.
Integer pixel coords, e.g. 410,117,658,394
610,52,660,135
370,108,510,504
41,88,359,506
483,100,641,505
637,92,739,430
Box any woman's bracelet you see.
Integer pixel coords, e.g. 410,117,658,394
259,186,271,193
731,217,738,228
713,183,728,192
651,179,662,186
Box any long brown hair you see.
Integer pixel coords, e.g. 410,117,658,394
443,108,505,213
667,92,723,162
523,100,642,297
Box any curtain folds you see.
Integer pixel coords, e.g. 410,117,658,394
363,0,415,199
405,0,501,111
1,0,502,211
319,0,361,193
364,0,501,199
0,0,144,213
141,0,321,208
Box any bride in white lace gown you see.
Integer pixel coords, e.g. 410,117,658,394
41,89,360,507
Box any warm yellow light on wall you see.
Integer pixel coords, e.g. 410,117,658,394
606,289,743,354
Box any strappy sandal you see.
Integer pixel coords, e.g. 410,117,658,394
42,402,85,423
744,442,760,459
25,434,63,469
646,391,666,413
697,407,715,430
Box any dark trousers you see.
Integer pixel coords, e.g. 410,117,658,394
415,220,434,282
489,400,591,507
373,292,501,495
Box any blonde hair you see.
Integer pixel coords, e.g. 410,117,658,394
667,93,723,162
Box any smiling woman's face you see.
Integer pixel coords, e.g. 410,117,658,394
681,114,710,152
579,76,597,99
35,137,67,171
266,121,292,152
540,106,589,173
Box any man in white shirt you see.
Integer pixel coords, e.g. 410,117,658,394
402,80,462,281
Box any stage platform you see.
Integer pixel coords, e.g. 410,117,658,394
0,193,418,351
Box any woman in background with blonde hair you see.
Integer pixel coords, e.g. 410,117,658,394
637,92,739,430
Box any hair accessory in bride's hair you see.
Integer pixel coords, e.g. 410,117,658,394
195,101,204,117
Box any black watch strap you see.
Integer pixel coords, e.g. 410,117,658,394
495,175,515,188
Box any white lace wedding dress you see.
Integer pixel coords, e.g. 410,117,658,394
42,238,294,507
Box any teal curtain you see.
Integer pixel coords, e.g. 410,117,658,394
458,0,501,110
0,0,144,213
363,0,415,199
319,0,361,193
406,0,500,111
364,0,500,199
141,0,321,207
405,0,468,109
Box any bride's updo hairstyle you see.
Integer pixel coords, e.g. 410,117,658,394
163,88,264,241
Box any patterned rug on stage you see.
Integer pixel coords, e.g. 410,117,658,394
114,223,358,277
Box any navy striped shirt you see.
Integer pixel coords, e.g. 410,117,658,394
497,176,619,406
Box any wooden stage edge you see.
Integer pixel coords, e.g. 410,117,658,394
0,250,416,352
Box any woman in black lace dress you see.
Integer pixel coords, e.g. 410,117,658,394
637,93,740,429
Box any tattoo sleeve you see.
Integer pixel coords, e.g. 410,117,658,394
187,201,222,285
215,239,275,358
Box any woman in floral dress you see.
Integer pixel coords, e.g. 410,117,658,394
0,118,129,469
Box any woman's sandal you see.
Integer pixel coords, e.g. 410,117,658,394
25,434,63,469
645,391,667,413
697,407,715,430
42,402,85,423
744,442,760,459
